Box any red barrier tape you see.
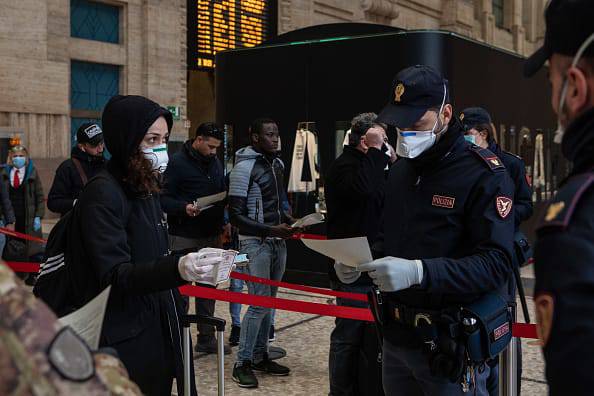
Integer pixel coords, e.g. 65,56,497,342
179,284,374,322
2,260,540,340
230,271,368,302
5,261,41,273
512,322,539,340
0,227,47,244
292,233,327,240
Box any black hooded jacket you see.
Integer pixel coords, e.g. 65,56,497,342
47,146,105,215
70,95,196,396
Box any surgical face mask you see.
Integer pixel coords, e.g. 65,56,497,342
464,135,476,145
554,32,594,144
396,84,447,159
142,143,169,173
12,157,26,169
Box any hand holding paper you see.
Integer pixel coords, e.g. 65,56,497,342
300,237,372,268
194,191,227,210
292,213,325,228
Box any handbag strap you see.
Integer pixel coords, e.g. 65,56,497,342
71,158,88,186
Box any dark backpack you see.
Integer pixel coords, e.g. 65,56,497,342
33,174,130,317
32,209,77,316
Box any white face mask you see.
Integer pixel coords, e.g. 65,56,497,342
396,84,447,159
142,143,169,173
554,32,594,144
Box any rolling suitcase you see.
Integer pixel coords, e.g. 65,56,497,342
182,314,226,396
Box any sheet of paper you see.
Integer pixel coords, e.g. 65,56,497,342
194,191,226,208
292,213,325,228
200,250,238,286
59,286,111,350
301,237,372,268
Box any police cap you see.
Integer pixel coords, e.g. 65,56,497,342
524,0,594,77
377,65,449,128
459,107,492,131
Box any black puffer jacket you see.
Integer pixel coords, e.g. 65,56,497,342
47,146,105,215
70,95,196,396
228,146,291,237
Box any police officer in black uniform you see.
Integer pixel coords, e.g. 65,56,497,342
345,65,515,395
460,107,533,396
524,1,594,394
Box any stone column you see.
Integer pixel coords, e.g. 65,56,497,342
510,0,526,55
360,0,398,25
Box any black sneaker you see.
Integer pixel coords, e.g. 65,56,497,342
253,354,290,376
229,325,241,346
268,325,276,342
194,338,231,355
232,361,258,388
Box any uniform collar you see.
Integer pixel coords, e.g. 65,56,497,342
562,106,594,174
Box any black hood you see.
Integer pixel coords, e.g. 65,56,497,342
102,95,173,176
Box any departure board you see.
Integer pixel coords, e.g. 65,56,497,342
187,0,274,70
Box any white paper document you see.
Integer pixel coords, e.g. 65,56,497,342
300,237,372,268
292,213,325,228
59,286,111,350
194,191,226,208
201,250,238,286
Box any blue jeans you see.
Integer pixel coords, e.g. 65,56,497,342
236,239,286,363
229,270,244,327
383,337,490,395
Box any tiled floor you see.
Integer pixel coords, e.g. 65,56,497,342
184,286,547,396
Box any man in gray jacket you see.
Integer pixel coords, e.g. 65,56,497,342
228,118,299,388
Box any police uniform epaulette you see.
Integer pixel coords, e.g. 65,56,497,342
538,172,594,230
468,145,506,172
501,150,523,161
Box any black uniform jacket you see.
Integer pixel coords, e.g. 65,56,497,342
378,120,515,343
489,142,533,228
47,146,105,215
161,140,226,239
534,107,594,396
325,145,389,285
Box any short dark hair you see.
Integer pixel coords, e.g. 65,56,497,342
349,112,378,146
195,122,224,141
249,117,277,137
474,123,495,143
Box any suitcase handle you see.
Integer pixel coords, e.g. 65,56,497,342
181,314,226,332
182,314,226,396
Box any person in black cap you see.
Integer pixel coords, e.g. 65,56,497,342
67,95,227,395
461,107,533,234
461,107,533,396
343,65,515,395
48,123,106,216
525,1,594,394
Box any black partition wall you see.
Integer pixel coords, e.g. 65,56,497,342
216,25,555,287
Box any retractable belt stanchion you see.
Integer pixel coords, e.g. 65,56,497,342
181,315,226,396
499,306,519,396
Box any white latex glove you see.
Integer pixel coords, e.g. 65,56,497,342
358,257,424,292
334,261,361,284
178,248,226,283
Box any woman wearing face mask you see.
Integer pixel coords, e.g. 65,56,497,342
69,95,219,395
2,146,45,264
